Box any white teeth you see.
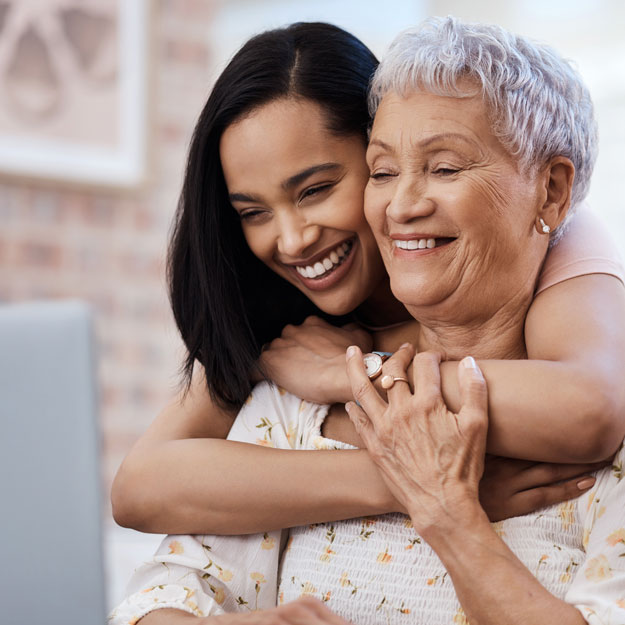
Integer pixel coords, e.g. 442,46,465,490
294,241,353,279
394,238,438,250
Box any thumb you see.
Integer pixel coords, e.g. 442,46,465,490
457,356,488,423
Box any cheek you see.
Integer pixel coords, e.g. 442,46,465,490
242,226,274,266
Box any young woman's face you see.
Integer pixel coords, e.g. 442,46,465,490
220,98,387,316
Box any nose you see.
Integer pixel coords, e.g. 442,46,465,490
386,177,435,224
276,210,321,258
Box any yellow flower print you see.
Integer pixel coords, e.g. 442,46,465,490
585,555,613,581
284,535,293,553
168,540,184,555
250,572,266,584
277,386,287,395
453,607,469,624
213,588,226,605
583,527,591,549
322,591,331,602
286,425,297,447
218,569,233,582
245,392,254,405
261,533,276,550
376,549,392,564
616,599,625,609
140,586,155,594
279,591,285,604
129,618,140,625
558,501,576,530
256,438,274,447
606,528,625,547
597,505,606,519
320,546,335,562
405,537,421,550
403,518,413,529
301,581,317,595
339,572,350,587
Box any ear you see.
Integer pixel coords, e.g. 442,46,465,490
534,156,575,235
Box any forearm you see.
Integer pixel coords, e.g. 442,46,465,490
440,358,623,462
418,503,586,625
113,440,396,534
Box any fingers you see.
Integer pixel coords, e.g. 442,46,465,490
379,343,415,398
520,461,604,489
345,345,387,416
457,356,488,425
509,475,597,517
410,351,442,408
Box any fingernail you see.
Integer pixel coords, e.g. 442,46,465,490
345,401,354,413
577,476,596,490
399,342,411,350
346,346,358,360
461,356,477,369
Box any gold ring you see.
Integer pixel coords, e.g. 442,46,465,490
380,375,410,390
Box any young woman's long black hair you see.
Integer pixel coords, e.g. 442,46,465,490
168,22,378,409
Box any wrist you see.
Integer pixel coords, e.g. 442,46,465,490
408,492,488,545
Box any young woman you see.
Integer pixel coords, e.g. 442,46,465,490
111,22,625,538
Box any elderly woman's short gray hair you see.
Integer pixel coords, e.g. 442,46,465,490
369,16,597,242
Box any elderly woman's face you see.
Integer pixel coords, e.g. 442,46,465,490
364,90,548,317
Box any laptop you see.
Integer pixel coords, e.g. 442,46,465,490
0,300,106,625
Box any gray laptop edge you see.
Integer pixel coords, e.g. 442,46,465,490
0,300,106,625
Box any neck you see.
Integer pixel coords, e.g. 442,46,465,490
410,290,532,361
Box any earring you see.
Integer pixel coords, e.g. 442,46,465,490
539,218,551,234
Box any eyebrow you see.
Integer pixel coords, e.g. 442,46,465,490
368,132,480,153
282,162,343,191
228,162,343,205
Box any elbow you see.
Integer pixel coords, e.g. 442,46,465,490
110,460,153,531
574,389,625,462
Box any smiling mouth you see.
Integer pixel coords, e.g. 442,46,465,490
393,237,455,250
294,239,354,279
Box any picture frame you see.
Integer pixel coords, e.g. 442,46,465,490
0,0,148,188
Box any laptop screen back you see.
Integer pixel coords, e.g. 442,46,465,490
0,300,106,625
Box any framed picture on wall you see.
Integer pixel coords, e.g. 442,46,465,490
0,0,148,188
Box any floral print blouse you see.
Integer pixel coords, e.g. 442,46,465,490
109,382,625,625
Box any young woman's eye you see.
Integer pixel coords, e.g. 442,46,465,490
238,208,267,222
300,183,333,201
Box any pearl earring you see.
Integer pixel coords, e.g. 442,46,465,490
539,218,551,234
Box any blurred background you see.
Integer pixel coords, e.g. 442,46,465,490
1,0,623,611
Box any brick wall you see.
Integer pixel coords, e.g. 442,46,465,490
0,0,217,512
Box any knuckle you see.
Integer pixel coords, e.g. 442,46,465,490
304,315,323,326
352,380,372,402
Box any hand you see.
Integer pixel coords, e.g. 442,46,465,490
260,316,372,404
345,345,489,536
479,455,606,522
208,596,351,624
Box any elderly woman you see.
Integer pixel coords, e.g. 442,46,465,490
110,17,625,625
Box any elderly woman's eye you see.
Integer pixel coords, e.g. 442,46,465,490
433,166,460,175
369,171,395,180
